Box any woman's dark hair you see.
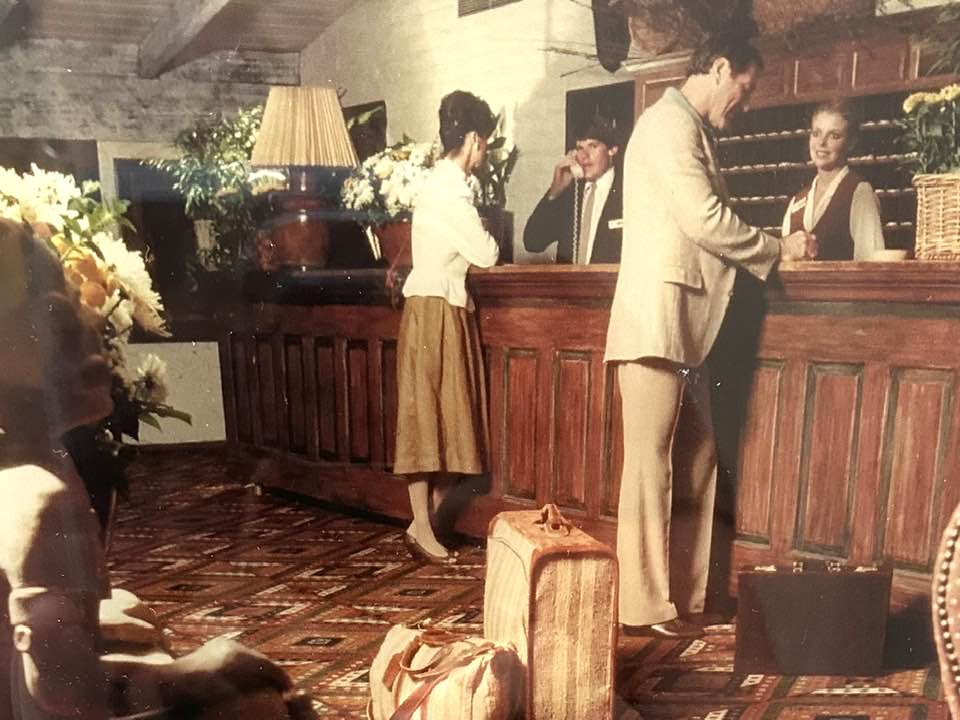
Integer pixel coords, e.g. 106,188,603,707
438,90,496,156
811,98,862,150
687,33,763,77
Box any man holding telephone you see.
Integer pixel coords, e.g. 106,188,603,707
522,116,623,264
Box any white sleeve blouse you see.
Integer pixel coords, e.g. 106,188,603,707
402,158,499,310
780,167,886,261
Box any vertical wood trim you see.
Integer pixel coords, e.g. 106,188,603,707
219,330,238,444
536,348,554,507
550,351,592,513
273,334,290,452
302,335,320,461
849,363,891,562
586,354,607,520
283,335,307,455
368,338,386,468
600,363,623,519
334,337,350,463
248,334,264,447
768,359,808,555
488,346,506,497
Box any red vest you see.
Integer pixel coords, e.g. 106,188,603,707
789,170,863,261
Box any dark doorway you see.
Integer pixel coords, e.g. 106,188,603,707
114,160,194,315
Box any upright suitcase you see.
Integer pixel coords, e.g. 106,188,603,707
483,504,617,720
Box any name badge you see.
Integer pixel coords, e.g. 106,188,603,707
608,218,623,230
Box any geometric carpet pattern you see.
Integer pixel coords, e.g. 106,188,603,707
111,449,947,719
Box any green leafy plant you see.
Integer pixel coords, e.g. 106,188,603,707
146,105,264,269
475,115,519,208
899,84,960,174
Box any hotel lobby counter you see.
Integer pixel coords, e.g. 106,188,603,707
215,261,960,607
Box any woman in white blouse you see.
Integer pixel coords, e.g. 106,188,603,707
394,91,499,563
781,99,885,261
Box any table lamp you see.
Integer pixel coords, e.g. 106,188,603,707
250,86,359,268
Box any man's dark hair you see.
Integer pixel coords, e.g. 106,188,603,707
686,33,763,77
438,90,496,155
575,115,620,149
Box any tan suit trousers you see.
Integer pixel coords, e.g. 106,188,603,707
616,360,718,626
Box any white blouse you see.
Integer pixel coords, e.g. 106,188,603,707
402,158,499,310
780,166,886,261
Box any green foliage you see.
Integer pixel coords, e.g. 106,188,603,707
928,1,960,76
146,105,264,268
899,85,960,174
475,114,519,208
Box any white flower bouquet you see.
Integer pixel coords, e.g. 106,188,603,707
0,164,190,494
340,140,442,225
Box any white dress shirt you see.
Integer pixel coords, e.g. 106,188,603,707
781,165,885,260
402,158,499,310
582,167,615,264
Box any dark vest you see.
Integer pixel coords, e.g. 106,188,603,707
789,170,863,261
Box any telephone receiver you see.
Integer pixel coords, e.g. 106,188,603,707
569,162,585,180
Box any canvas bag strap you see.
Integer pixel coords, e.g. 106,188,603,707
388,638,501,720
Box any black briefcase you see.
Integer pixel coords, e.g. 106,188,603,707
735,560,892,676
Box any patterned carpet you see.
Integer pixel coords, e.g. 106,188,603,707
109,448,947,719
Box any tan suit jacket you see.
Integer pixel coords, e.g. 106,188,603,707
605,87,781,367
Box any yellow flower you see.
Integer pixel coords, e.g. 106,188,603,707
940,84,960,103
903,92,925,113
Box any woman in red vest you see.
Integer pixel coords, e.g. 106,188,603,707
781,99,885,260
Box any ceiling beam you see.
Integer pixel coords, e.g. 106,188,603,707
139,0,235,78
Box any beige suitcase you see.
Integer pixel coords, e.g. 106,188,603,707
483,504,617,720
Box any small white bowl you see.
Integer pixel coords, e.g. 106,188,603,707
867,249,909,262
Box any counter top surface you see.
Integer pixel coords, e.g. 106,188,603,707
244,261,960,306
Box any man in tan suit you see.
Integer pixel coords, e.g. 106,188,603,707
605,35,816,638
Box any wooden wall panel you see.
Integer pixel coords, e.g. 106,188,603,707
600,364,623,519
230,333,253,444
552,351,592,512
314,339,338,461
255,336,278,447
284,336,307,455
879,369,954,570
382,340,398,469
346,340,370,463
794,49,849,99
500,350,539,502
851,38,909,91
223,265,960,608
794,363,862,555
735,362,783,543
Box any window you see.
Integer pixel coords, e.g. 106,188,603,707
458,0,521,18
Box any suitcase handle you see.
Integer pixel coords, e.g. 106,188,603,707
536,504,573,536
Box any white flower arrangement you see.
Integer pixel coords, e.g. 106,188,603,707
341,140,448,224
0,164,189,472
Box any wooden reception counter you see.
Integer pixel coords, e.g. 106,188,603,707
217,262,960,607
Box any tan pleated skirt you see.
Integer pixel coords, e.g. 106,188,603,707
393,296,488,475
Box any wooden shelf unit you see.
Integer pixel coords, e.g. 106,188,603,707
716,92,917,248
633,12,959,252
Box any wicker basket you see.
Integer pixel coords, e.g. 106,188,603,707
914,173,960,260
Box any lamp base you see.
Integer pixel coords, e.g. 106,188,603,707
256,193,332,270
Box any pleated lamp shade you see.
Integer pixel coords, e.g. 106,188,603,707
251,86,358,169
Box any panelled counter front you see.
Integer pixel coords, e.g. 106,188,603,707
215,263,960,608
